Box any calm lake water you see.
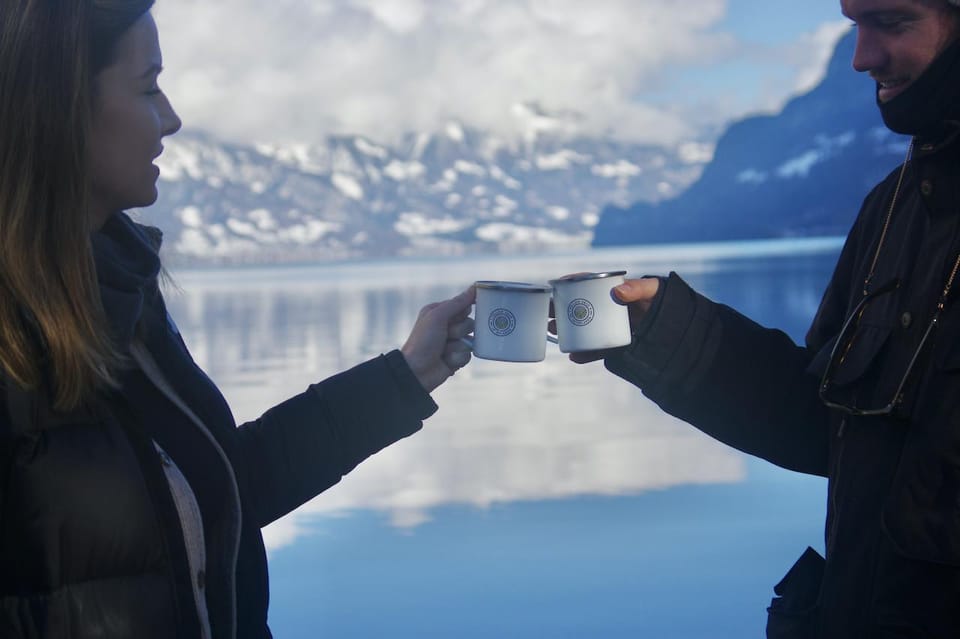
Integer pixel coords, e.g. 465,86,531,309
164,238,843,639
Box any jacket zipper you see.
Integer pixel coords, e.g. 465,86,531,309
131,341,242,639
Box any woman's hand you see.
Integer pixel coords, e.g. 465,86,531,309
401,286,476,393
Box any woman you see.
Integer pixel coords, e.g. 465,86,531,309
0,1,475,637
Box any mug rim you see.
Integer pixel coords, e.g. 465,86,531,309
475,280,552,293
548,270,627,285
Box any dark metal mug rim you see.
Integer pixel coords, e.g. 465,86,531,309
548,271,627,286
474,280,552,293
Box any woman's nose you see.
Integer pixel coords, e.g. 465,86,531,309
161,93,182,137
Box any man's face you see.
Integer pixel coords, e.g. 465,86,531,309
88,13,181,229
842,0,960,102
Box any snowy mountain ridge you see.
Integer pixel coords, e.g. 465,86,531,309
147,107,709,265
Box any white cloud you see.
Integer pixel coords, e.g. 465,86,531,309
349,0,427,33
153,0,847,147
791,21,853,94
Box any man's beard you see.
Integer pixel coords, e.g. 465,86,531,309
878,36,960,137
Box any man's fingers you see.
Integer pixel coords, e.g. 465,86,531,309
611,277,660,305
569,351,607,364
569,345,624,364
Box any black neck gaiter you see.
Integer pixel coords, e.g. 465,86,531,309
879,35,960,137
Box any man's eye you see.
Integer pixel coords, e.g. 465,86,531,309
875,15,910,30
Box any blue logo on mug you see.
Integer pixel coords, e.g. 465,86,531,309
488,308,517,336
567,299,595,326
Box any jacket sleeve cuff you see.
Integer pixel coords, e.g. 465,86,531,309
604,271,701,389
302,349,438,439
382,349,439,420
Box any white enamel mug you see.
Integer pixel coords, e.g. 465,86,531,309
549,271,632,353
471,281,554,362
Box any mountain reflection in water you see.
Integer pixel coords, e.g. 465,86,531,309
165,239,839,638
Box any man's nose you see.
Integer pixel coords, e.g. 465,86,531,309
852,29,886,73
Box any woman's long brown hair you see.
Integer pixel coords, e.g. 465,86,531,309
0,0,154,410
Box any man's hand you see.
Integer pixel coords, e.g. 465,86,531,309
560,277,661,364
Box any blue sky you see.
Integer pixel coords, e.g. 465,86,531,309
155,1,851,148
720,0,852,101
642,2,850,131
723,0,843,43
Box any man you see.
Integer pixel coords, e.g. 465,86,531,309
574,0,960,636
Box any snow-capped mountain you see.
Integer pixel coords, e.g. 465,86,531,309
593,30,911,247
146,106,710,265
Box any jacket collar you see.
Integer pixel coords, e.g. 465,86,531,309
90,212,163,349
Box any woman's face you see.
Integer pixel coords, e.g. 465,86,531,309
88,12,181,229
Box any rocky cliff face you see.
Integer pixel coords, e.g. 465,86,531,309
592,30,911,247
